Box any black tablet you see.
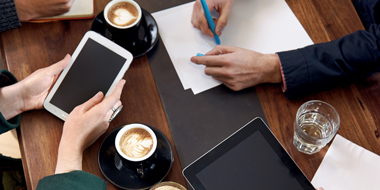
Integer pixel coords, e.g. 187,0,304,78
183,117,315,190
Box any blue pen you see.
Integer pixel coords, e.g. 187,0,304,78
200,0,221,45
197,53,205,56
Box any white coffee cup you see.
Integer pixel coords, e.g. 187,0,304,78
115,123,157,162
104,0,142,29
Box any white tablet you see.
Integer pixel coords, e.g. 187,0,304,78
44,31,133,121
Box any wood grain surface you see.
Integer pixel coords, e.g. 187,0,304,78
256,0,380,181
0,0,186,189
1,0,379,189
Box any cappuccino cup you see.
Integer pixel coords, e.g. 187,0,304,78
104,0,142,37
115,123,157,161
115,123,157,177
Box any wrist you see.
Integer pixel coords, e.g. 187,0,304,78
264,54,282,84
0,84,24,120
13,0,35,21
55,138,84,174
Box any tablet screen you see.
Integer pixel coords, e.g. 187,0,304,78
183,118,315,190
50,38,126,113
196,131,303,190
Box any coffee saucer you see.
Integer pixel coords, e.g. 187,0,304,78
91,9,159,58
98,125,174,190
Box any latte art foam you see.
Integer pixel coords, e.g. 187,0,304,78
107,2,138,27
112,8,136,26
119,128,153,158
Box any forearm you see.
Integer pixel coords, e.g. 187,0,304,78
55,138,83,174
0,83,23,120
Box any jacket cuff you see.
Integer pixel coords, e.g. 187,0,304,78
0,0,21,33
0,112,21,134
37,170,107,190
276,53,287,92
0,70,21,134
277,49,311,99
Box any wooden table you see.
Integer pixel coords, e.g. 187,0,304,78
1,0,379,189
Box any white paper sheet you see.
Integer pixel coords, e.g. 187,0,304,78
152,0,314,94
311,134,380,190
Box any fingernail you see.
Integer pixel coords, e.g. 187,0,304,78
216,27,222,35
64,54,70,59
96,91,102,97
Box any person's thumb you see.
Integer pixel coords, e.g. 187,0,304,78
215,1,233,35
79,91,104,112
49,54,71,74
215,15,228,35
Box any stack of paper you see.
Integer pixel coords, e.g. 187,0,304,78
312,135,380,190
152,0,313,95
31,0,94,21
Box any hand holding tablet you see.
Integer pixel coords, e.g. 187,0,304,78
44,31,133,121
55,79,126,174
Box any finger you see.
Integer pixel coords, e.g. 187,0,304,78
204,66,225,77
67,0,75,7
212,76,238,91
223,83,239,91
213,77,240,91
206,45,236,55
191,1,201,28
99,79,126,110
58,0,75,15
199,20,214,37
191,54,228,67
215,2,233,35
212,75,233,84
198,0,215,37
106,100,122,121
206,0,214,13
79,91,104,112
316,188,324,190
48,54,71,75
215,17,227,36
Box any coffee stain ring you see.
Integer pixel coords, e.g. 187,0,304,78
109,105,123,122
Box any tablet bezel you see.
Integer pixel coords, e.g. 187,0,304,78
182,117,315,190
43,31,133,121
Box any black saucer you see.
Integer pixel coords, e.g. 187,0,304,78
98,125,174,190
91,9,159,58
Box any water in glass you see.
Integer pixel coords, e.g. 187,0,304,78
293,112,334,154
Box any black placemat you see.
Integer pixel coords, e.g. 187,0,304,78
143,0,267,170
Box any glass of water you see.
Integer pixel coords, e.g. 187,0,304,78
293,100,340,154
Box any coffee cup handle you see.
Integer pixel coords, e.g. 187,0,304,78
136,164,145,178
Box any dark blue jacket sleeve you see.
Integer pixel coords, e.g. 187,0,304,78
278,25,380,98
353,0,380,30
277,0,380,98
